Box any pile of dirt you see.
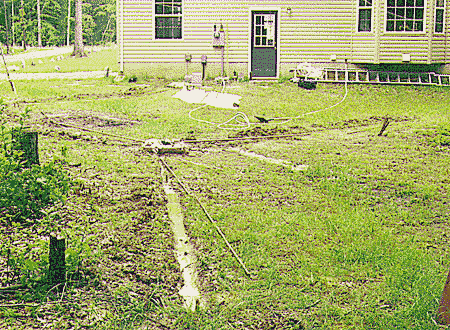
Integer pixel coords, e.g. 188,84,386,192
231,125,310,138
14,81,169,105
231,116,414,139
48,112,140,129
311,115,414,130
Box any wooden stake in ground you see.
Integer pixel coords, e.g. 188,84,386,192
12,130,39,167
438,269,450,324
0,46,17,94
378,117,390,136
48,234,66,291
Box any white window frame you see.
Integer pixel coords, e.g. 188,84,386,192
153,0,184,41
357,0,374,33
384,0,427,34
435,0,446,34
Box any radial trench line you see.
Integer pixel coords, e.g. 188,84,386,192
159,142,310,301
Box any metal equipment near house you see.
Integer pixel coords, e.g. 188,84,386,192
201,55,207,80
212,24,225,47
212,24,226,76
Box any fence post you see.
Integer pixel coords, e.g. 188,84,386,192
12,129,39,167
49,233,66,291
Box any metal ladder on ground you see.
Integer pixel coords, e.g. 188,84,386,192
321,68,450,86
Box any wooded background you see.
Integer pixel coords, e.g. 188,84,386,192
0,0,116,48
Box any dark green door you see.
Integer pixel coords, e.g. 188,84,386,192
251,11,277,78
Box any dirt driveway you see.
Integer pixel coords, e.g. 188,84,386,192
0,71,118,81
2,46,74,62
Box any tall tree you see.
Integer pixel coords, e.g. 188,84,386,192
71,0,85,56
37,0,41,47
11,0,15,46
66,0,70,46
2,0,10,53
20,0,25,50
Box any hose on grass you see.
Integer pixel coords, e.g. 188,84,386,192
189,72,349,129
187,79,252,131
269,65,349,124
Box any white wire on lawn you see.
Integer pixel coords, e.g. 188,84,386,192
188,69,349,129
188,79,251,130
272,73,349,125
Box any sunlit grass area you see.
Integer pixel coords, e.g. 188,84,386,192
0,46,119,74
0,78,449,329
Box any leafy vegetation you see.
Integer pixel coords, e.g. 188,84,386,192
0,0,116,48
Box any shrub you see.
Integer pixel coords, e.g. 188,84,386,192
0,104,71,226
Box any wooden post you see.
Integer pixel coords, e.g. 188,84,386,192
438,269,450,324
48,234,66,291
12,130,39,167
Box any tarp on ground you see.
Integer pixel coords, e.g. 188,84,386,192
172,87,241,109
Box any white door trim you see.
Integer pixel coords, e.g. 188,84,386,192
248,7,281,79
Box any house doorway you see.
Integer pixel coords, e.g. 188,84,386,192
250,10,278,78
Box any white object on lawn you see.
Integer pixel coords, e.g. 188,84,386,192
172,87,241,109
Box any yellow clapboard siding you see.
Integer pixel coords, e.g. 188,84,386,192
120,0,449,67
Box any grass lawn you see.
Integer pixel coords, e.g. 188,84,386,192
0,76,449,329
0,46,119,74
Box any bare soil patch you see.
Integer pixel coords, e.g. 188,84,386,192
43,111,140,129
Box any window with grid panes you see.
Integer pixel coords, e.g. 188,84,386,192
435,0,445,33
358,0,373,32
155,0,182,39
386,0,425,32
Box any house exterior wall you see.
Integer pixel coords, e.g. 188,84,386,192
119,0,450,78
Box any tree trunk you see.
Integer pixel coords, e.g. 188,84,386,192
20,0,25,50
11,0,15,47
71,0,86,57
66,0,71,46
37,0,41,47
48,234,66,291
2,0,10,53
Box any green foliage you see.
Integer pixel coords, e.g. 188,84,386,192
0,0,116,47
0,107,71,225
277,75,292,83
429,125,450,147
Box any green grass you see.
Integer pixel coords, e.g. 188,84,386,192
171,128,449,328
0,79,449,329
